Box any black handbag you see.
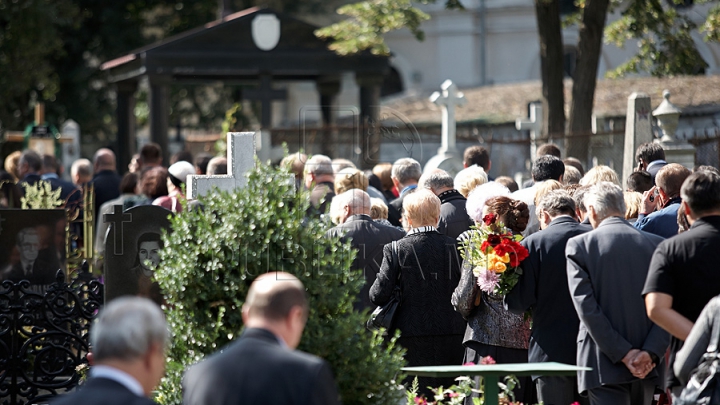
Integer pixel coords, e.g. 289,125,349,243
367,241,400,333
675,317,720,405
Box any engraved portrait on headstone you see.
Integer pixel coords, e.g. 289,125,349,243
103,205,172,305
0,209,66,287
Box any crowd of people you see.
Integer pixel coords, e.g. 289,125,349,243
8,139,720,405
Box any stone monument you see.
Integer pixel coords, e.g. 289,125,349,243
516,103,543,159
187,132,257,199
654,90,695,170
622,93,654,183
423,80,466,177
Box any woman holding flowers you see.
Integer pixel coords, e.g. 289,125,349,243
452,195,533,402
370,189,466,394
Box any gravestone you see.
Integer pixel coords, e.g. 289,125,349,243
61,120,81,181
0,209,66,291
104,205,172,304
622,92,653,184
516,103,543,160
187,132,257,199
423,80,466,177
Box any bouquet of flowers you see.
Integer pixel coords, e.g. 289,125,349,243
461,213,529,296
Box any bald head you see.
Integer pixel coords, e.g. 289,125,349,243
244,272,307,322
93,148,117,172
335,189,371,219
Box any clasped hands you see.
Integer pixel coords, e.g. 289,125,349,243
621,349,656,379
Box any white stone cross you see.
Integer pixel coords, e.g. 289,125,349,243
515,103,543,159
187,132,256,199
430,80,466,155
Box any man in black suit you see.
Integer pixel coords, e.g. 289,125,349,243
419,168,473,239
183,272,340,405
505,190,589,405
326,189,404,310
52,297,168,405
2,227,59,285
387,158,422,227
566,182,668,405
90,148,122,218
17,150,44,193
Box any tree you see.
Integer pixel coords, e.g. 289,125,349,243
154,161,406,405
317,0,720,161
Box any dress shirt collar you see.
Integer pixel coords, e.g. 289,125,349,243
399,184,417,197
646,160,667,170
90,365,145,397
40,173,58,180
406,226,438,236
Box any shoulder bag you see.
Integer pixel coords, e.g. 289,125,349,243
675,316,720,405
367,241,401,333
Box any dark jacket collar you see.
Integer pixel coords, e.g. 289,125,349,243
547,215,579,228
93,169,117,179
691,215,720,230
437,189,465,203
597,216,628,229
242,327,282,345
345,214,373,223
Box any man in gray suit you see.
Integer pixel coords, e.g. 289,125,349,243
566,182,669,405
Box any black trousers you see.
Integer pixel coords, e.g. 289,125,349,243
587,380,655,405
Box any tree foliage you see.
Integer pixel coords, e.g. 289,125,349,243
605,0,710,78
153,161,406,405
316,0,463,56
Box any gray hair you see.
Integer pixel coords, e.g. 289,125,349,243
71,158,93,179
91,297,169,362
335,189,370,216
207,157,227,175
391,158,422,185
419,169,454,192
536,190,576,219
305,155,334,177
583,181,626,221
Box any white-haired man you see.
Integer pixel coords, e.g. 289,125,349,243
326,190,404,309
565,182,668,405
52,297,168,405
183,272,340,405
387,158,422,227
304,154,335,216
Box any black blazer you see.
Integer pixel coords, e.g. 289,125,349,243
183,328,340,405
387,195,404,227
326,215,405,310
369,230,465,337
437,190,473,240
90,170,122,217
51,377,156,405
505,216,589,365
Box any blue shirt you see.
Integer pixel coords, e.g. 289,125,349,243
634,198,682,238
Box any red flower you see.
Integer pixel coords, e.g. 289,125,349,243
487,234,502,246
414,396,428,405
480,356,496,365
483,213,496,226
463,361,476,366
493,239,529,267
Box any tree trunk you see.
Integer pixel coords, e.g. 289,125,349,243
567,0,610,160
534,0,566,143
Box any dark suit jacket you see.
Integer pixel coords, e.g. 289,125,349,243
387,196,404,227
505,216,589,368
19,173,42,194
3,248,61,284
326,215,405,310
90,170,122,217
44,174,82,210
437,190,473,240
51,377,156,405
369,230,465,337
308,182,335,216
566,217,669,393
184,328,340,405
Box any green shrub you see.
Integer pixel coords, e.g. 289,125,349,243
154,161,406,405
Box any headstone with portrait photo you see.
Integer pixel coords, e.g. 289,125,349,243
103,204,172,305
0,209,67,292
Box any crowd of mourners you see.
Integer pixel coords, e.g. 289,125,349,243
6,140,720,405
309,142,720,405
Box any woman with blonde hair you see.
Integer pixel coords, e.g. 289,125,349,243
370,189,465,394
579,165,620,187
454,165,489,198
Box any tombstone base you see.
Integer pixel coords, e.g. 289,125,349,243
423,153,464,178
661,140,696,170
